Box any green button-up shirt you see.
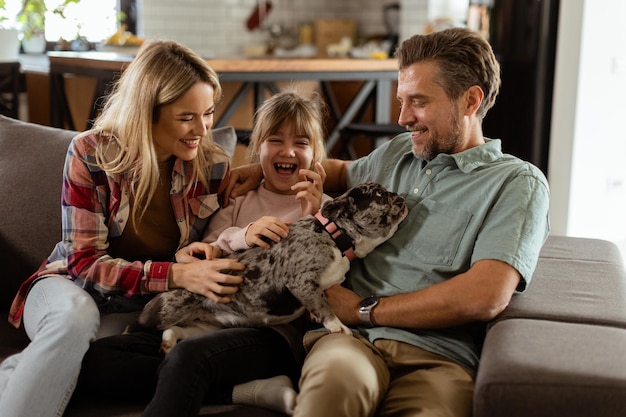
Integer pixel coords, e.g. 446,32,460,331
346,134,550,370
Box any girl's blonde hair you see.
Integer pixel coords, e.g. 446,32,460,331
247,89,327,167
84,39,225,226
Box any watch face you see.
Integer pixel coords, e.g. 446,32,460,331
360,295,378,309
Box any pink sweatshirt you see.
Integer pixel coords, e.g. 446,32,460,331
204,183,330,253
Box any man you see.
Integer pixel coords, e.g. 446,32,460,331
228,27,550,417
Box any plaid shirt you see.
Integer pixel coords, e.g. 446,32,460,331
9,133,229,327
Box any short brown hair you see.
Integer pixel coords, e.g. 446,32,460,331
395,28,501,119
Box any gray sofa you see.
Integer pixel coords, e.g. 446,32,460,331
1,115,626,416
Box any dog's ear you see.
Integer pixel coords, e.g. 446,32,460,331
321,193,355,220
321,193,362,243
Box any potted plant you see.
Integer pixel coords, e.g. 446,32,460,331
17,0,80,54
0,0,7,24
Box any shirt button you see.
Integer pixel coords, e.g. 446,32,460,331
413,188,419,194
425,169,432,175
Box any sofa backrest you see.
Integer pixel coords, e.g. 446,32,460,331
0,115,236,312
0,116,77,311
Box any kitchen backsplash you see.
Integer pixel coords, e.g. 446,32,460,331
136,0,458,58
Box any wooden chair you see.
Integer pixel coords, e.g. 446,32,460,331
337,122,405,159
0,62,21,119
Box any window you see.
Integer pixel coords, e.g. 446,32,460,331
44,0,118,43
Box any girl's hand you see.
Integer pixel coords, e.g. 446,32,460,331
245,216,290,249
224,163,264,207
175,242,222,262
169,258,245,303
292,162,327,216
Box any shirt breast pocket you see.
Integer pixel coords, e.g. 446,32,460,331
404,198,472,266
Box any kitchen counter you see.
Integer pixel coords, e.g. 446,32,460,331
17,53,50,74
46,51,398,73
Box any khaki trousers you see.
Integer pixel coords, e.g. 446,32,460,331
294,332,475,417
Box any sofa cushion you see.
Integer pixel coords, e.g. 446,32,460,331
0,116,78,312
212,125,237,160
496,255,626,328
475,319,626,417
64,400,283,417
493,236,626,328
539,235,624,266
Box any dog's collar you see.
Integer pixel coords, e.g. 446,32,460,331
314,211,356,261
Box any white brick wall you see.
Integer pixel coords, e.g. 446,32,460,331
135,0,461,57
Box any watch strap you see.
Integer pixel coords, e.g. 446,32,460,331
358,295,379,327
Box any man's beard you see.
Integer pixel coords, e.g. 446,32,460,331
412,111,462,161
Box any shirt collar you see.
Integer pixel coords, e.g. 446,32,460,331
402,137,503,174
173,158,185,178
450,138,503,173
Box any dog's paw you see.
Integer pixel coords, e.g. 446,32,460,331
323,317,352,335
160,328,178,355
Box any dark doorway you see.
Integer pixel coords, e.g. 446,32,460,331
482,0,560,175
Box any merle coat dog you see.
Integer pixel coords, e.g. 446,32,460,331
135,182,408,352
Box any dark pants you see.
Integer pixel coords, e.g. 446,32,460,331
76,327,298,417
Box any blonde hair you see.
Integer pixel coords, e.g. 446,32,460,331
247,89,327,167
84,39,225,226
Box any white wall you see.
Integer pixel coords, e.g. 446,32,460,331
549,0,626,257
137,0,428,58
135,0,472,58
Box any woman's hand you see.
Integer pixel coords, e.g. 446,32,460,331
175,242,222,262
245,216,290,249
169,259,245,303
292,162,327,216
224,163,264,207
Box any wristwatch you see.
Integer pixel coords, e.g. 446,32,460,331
358,295,379,327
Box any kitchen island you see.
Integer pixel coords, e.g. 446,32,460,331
45,51,400,153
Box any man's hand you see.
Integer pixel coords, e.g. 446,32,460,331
245,216,290,248
324,285,362,325
292,162,327,216
224,163,263,207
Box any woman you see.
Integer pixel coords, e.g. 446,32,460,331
0,39,244,417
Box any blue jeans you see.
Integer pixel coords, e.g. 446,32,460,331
0,276,100,417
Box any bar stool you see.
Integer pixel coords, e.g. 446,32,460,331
0,62,21,119
337,122,406,159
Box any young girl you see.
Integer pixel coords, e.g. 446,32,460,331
0,39,244,417
81,90,330,417
190,89,329,258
